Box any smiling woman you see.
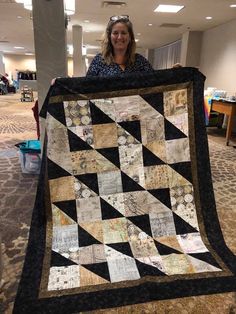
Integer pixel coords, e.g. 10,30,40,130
110,23,130,68
86,16,154,77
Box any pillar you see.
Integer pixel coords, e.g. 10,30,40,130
32,0,67,144
180,31,203,67
0,52,5,75
32,0,67,111
145,49,155,67
72,25,85,77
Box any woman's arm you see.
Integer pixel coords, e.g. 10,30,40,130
136,54,154,72
86,54,102,76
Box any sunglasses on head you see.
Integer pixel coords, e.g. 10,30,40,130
110,15,129,22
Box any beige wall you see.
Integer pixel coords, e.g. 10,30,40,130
199,18,236,96
4,54,36,80
4,54,74,79
4,18,236,95
68,58,73,77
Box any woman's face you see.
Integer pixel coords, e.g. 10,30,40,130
110,22,130,52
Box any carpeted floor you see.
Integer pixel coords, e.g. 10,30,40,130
0,92,235,314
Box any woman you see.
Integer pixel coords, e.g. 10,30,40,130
86,15,154,77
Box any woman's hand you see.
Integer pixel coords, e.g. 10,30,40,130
51,77,60,86
51,76,70,86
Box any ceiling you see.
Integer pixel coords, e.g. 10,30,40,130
0,0,236,57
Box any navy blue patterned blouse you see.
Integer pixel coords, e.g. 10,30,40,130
86,53,154,77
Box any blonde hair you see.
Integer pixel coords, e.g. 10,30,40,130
101,18,136,66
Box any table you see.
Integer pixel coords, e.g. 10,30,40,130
211,99,236,145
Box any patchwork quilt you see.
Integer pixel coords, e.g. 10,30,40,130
13,68,236,313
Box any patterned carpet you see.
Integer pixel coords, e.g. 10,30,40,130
0,93,235,313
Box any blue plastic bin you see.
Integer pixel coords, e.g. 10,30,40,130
15,140,41,174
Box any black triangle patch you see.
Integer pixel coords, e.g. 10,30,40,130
141,93,164,115
83,262,111,282
47,158,72,180
53,200,77,222
67,128,93,151
169,162,192,183
142,145,165,166
118,121,141,142
128,214,152,237
75,173,99,194
51,250,77,267
78,225,102,247
148,188,171,209
101,198,124,220
164,118,187,140
135,259,166,277
121,171,145,192
173,212,198,235
89,101,114,124
189,252,221,269
47,102,66,126
155,241,182,255
107,242,134,258
97,147,120,168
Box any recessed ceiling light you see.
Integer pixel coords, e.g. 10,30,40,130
148,23,153,26
25,52,34,55
14,46,25,49
230,4,236,7
84,20,90,23
17,16,23,19
135,39,139,42
206,16,213,20
154,4,184,13
137,33,141,36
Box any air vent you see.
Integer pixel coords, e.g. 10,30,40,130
0,40,9,43
102,1,127,8
159,23,183,28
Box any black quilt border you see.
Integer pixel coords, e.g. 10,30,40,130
13,68,236,314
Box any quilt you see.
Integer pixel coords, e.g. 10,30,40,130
13,68,236,313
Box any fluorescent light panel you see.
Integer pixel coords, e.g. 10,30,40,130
154,4,184,13
64,0,75,15
23,0,32,10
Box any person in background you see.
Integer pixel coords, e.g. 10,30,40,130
87,15,154,77
0,74,8,94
